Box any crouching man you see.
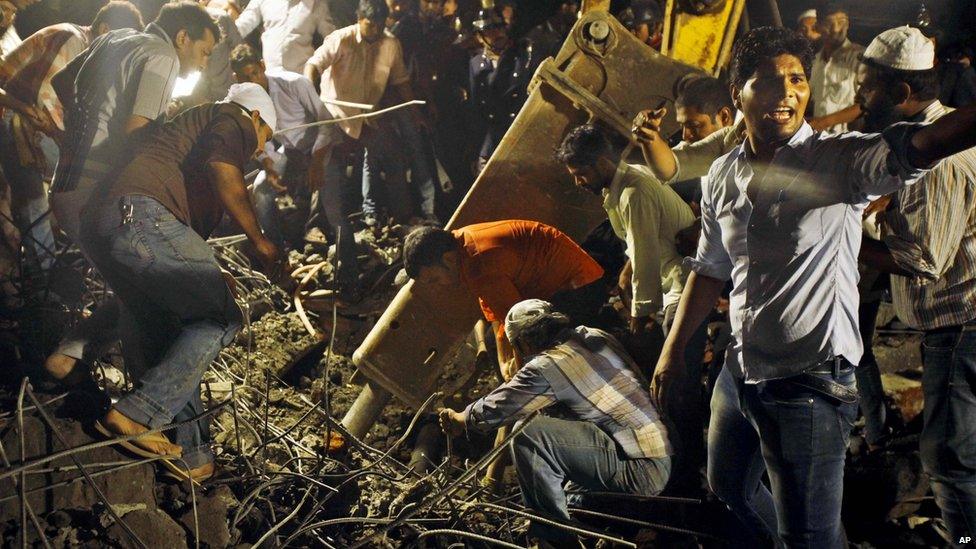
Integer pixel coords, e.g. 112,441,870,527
438,299,673,548
79,82,284,482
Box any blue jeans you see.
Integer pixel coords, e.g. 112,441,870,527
511,416,671,544
81,195,242,468
920,330,976,544
310,143,360,288
0,111,57,270
709,364,858,548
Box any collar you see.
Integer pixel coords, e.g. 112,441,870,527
145,22,174,47
735,121,814,160
915,100,948,123
602,162,630,209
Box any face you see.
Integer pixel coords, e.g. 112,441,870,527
234,62,269,91
819,11,849,47
359,17,384,42
566,160,612,195
734,53,810,149
386,0,406,22
419,0,444,19
797,17,820,44
855,63,901,132
175,28,216,77
478,27,510,55
415,254,457,287
676,105,728,143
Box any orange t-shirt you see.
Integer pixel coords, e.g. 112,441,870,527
453,220,604,326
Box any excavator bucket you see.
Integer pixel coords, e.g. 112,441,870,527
344,9,707,435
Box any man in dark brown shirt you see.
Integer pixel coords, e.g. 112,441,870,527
79,82,281,482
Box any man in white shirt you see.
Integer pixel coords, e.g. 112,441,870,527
809,3,863,133
656,26,976,547
302,0,419,297
235,0,336,73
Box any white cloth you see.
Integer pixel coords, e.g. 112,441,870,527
235,0,335,73
811,38,865,133
689,122,928,382
603,163,696,317
504,299,562,342
305,24,409,139
265,69,333,152
225,82,277,131
863,25,935,71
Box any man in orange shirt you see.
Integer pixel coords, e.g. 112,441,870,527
403,220,605,379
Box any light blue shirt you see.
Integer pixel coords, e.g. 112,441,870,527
266,69,334,153
688,122,928,382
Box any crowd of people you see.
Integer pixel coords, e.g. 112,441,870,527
2,0,976,547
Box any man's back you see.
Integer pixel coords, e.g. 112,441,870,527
452,220,603,323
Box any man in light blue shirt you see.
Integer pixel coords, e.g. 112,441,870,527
654,27,976,547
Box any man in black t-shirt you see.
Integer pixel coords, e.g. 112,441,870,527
79,83,282,483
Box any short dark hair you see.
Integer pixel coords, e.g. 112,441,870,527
357,0,390,22
676,76,733,116
154,1,221,43
820,2,848,17
862,58,940,102
554,124,613,167
91,1,144,31
230,43,262,74
730,26,814,89
402,227,458,279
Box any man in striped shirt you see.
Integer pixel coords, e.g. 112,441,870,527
856,26,976,543
439,299,672,547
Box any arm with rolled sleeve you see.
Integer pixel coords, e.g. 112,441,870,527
235,0,263,38
304,32,342,85
620,188,664,317
684,167,734,281
129,53,180,121
883,167,972,282
463,360,557,432
314,2,336,42
843,123,930,202
668,123,740,183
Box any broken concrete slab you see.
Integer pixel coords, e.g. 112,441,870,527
881,373,924,425
106,508,187,549
178,485,233,548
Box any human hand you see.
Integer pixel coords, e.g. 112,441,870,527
629,315,656,336
438,407,466,437
651,345,686,414
632,107,667,143
253,237,284,280
266,168,287,194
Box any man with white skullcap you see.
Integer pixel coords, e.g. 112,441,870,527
795,8,820,47
438,299,672,547
856,25,976,543
77,82,284,483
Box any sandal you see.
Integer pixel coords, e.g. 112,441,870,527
159,461,215,484
94,419,182,459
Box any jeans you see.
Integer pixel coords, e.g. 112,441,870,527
310,142,360,288
856,298,887,445
81,195,242,468
392,108,438,217
709,363,858,548
512,416,671,544
920,330,976,544
360,123,411,221
0,111,57,270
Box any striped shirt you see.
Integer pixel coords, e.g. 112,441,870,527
885,101,976,330
464,327,672,460
51,24,179,194
0,23,91,130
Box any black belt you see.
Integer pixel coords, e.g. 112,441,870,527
766,357,858,405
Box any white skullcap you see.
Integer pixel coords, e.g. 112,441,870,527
863,26,935,71
504,299,561,343
797,9,816,23
224,82,277,133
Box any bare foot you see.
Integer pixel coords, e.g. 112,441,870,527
102,408,183,456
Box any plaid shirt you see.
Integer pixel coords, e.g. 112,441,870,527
0,23,91,130
464,327,672,459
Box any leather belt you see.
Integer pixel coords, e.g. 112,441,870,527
766,357,858,405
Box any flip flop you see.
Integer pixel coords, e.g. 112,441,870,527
93,419,182,460
159,462,214,485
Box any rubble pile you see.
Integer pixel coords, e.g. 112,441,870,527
0,224,953,547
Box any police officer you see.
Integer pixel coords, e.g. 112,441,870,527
468,1,540,173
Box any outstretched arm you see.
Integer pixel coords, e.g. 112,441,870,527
909,105,976,168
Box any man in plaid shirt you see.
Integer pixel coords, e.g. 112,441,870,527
439,299,672,547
